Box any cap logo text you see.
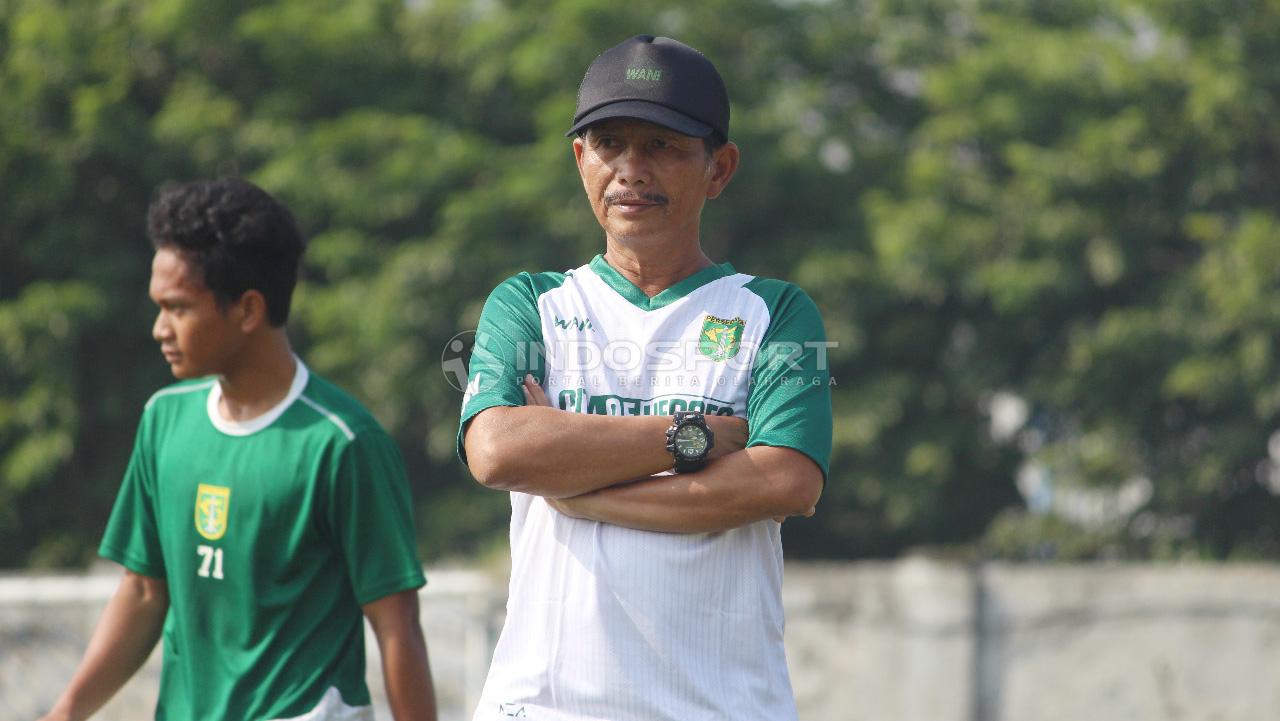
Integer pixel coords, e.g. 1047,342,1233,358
626,67,663,81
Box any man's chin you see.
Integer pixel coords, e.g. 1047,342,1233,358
605,227,671,246
166,362,201,380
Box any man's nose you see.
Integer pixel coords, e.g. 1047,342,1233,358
153,311,171,342
614,143,652,185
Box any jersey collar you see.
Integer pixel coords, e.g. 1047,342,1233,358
588,254,736,311
206,356,309,436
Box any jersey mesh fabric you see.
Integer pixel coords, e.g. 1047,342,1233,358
100,361,426,721
459,256,832,721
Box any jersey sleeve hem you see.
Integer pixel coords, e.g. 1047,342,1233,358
354,570,428,607
98,544,166,579
746,438,830,481
456,398,522,466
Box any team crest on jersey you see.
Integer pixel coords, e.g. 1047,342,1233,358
699,315,745,362
195,484,231,541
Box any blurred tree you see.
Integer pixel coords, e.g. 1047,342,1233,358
1,0,175,566
870,0,1280,559
3,0,1279,568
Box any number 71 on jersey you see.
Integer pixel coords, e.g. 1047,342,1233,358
197,544,224,580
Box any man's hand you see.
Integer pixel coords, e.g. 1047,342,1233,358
545,494,589,520
521,374,554,407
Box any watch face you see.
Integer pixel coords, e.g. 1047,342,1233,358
673,424,708,458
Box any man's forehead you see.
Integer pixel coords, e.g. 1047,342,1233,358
150,248,205,291
583,118,696,140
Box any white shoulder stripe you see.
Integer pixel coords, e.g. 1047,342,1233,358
145,380,216,409
298,394,356,441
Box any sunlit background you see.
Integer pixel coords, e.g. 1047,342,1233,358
3,1,1280,719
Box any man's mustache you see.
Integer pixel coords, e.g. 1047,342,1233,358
604,191,669,206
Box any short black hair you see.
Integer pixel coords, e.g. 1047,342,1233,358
147,178,306,326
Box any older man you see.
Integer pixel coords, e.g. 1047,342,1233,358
460,35,832,721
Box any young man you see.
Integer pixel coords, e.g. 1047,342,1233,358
41,179,437,721
460,36,832,721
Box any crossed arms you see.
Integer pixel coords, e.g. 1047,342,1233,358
463,375,823,533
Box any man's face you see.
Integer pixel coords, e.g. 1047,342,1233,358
149,248,245,379
572,119,737,246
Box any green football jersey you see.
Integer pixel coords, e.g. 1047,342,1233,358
100,360,425,721
458,256,832,721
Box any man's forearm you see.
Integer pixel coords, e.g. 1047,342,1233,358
549,445,823,533
379,632,437,721
465,405,676,497
365,591,437,721
41,571,168,721
467,376,748,498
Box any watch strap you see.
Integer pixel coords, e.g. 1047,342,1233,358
673,456,707,473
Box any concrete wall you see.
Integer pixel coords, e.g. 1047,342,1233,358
976,564,1280,721
784,560,1280,721
4,561,1279,720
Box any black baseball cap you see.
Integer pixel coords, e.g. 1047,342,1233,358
567,35,729,141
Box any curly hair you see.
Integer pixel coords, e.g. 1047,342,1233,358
146,178,306,326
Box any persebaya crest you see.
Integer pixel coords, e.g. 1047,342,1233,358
699,315,745,362
195,483,231,541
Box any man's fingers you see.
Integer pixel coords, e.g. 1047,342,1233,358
545,498,577,518
522,374,553,407
527,376,546,404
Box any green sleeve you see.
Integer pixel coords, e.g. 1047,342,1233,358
745,278,833,478
324,429,426,605
99,413,167,578
456,272,558,465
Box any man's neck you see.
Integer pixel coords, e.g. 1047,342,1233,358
216,331,298,422
603,239,714,298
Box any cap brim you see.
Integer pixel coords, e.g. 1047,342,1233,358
566,100,715,138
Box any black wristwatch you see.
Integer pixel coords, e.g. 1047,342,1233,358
666,411,714,473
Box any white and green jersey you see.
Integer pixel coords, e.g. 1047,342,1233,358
100,359,426,721
460,255,832,721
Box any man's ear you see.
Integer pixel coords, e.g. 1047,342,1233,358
572,136,587,176
706,141,740,199
235,290,269,333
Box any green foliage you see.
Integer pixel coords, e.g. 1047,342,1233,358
865,0,1280,559
3,0,1279,567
